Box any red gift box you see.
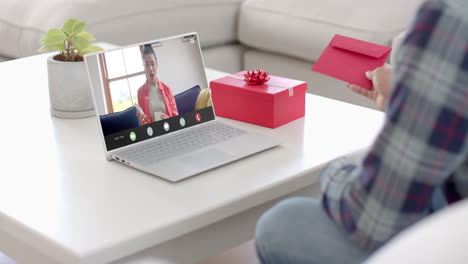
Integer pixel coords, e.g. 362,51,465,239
210,71,307,128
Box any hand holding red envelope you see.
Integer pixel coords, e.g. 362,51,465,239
311,34,392,90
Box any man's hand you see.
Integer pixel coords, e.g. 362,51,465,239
348,63,393,111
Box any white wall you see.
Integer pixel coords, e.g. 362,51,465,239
155,35,208,95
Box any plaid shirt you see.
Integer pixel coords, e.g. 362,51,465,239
320,0,468,251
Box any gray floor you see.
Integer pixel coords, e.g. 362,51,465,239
199,240,258,264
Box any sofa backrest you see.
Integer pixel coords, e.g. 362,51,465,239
0,0,244,59
239,0,424,62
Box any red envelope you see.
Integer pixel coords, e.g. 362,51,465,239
311,34,391,89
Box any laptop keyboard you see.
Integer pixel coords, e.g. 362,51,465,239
115,122,246,165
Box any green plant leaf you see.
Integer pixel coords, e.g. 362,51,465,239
62,18,79,35
71,21,87,35
76,31,95,41
73,35,89,50
80,45,104,55
38,43,64,52
41,29,66,44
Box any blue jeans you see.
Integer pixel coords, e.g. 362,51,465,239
255,190,447,264
255,198,370,264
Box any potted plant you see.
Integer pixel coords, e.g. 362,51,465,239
39,18,103,118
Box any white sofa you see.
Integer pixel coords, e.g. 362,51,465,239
0,0,423,110
365,198,468,264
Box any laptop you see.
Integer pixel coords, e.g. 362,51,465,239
84,32,281,182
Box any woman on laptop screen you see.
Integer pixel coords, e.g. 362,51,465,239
136,44,178,125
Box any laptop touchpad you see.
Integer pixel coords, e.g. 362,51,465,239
178,148,234,170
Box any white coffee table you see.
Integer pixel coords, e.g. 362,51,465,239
0,53,385,264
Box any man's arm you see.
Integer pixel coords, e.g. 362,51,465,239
321,0,468,250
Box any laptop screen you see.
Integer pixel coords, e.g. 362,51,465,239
85,33,215,151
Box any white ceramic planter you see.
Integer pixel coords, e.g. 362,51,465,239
47,54,94,118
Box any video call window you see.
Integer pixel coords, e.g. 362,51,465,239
87,35,215,150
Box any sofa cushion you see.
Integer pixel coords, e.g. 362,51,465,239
175,85,202,115
0,0,243,59
100,106,140,136
195,88,212,110
239,0,423,62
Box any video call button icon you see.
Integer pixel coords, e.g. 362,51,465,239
163,122,170,132
130,131,136,141
147,127,153,137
